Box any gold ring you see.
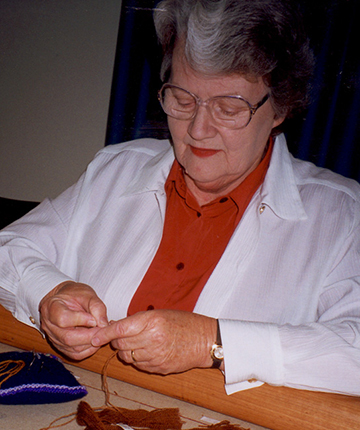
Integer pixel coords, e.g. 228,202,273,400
131,349,136,363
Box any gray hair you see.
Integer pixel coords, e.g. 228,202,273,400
154,0,314,118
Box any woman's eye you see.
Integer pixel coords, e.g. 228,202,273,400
214,100,247,117
220,107,238,116
175,98,195,109
216,105,240,117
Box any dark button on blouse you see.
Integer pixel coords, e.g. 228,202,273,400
176,262,185,270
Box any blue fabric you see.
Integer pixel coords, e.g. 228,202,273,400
288,0,360,182
0,351,87,404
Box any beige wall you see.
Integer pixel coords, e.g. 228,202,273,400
0,0,122,201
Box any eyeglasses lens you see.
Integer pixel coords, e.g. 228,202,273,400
160,85,252,129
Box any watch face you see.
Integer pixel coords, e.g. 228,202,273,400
213,345,224,360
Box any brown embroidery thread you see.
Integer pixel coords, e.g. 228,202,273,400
40,351,247,430
0,359,25,388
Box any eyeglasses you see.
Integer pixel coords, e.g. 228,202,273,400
158,83,270,129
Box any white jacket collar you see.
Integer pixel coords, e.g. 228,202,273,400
259,133,308,221
120,139,174,196
120,135,307,221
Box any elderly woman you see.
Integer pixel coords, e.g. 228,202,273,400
0,0,360,396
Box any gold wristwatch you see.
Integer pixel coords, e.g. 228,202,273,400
210,319,223,368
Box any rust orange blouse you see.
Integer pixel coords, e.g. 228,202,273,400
127,140,273,315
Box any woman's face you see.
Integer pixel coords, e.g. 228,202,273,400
167,45,284,205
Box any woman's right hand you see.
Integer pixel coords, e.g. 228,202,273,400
39,281,108,360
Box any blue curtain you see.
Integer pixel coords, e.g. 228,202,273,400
105,0,167,144
106,0,360,182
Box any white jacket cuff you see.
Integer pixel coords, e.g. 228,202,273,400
15,265,72,330
220,319,284,393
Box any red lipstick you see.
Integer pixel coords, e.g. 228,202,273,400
190,146,220,158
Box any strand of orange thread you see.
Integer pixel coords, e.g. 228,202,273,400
0,360,25,388
101,349,119,407
39,412,77,430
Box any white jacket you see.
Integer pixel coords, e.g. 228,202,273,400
1,134,360,395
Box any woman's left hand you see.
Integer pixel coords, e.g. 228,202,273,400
91,309,217,374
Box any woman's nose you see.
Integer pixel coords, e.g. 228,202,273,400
187,105,217,140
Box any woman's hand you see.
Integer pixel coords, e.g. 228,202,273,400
39,281,108,360
91,309,218,374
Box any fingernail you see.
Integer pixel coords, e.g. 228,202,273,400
100,317,108,327
87,317,97,327
92,337,100,347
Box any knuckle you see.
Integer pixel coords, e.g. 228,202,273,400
112,338,124,350
61,329,76,346
113,321,127,338
150,311,166,326
56,315,68,328
116,350,127,363
90,300,107,314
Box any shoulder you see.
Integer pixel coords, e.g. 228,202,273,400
292,155,360,204
290,156,360,233
87,138,173,174
95,138,172,162
264,135,360,222
80,138,174,193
